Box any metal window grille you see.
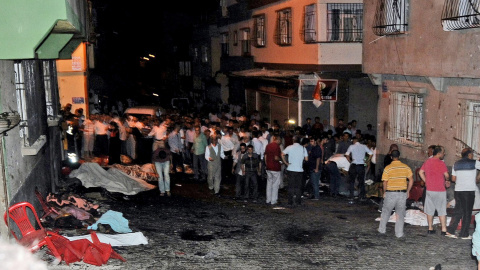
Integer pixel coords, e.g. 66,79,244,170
221,33,229,56
42,60,57,119
388,92,424,147
304,4,317,43
275,8,292,45
253,15,266,47
456,100,480,155
373,0,409,36
241,29,251,56
327,3,363,42
442,0,480,31
14,61,29,145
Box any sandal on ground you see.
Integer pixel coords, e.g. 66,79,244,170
427,230,436,234
445,232,457,238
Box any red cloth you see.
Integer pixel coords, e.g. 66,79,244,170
265,142,282,171
420,158,448,192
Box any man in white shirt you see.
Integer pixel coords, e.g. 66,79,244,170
325,154,351,197
345,137,373,199
148,118,170,151
251,130,264,159
281,137,308,206
93,114,109,157
205,135,225,195
220,126,237,182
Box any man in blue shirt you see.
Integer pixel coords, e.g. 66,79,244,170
282,137,308,206
345,137,373,200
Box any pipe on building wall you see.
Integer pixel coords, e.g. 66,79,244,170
0,136,10,240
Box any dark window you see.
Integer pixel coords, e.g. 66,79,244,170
241,28,251,56
327,3,363,42
304,4,317,43
221,33,229,56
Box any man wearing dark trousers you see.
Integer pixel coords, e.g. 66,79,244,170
282,137,308,206
446,148,480,239
345,137,373,200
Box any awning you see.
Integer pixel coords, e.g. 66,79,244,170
0,0,87,60
231,68,304,80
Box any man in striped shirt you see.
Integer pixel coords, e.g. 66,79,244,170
378,150,413,238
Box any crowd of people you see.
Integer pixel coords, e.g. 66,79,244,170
60,102,480,267
61,102,380,206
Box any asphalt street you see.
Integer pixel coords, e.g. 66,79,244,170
47,175,477,270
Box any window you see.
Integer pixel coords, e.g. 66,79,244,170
442,0,480,31
41,60,60,124
275,8,292,45
221,32,229,56
327,3,363,42
373,0,409,36
201,46,208,63
240,28,251,56
456,100,480,156
304,4,317,43
233,31,238,46
253,14,266,47
220,0,228,17
388,92,424,147
14,60,45,148
179,61,191,76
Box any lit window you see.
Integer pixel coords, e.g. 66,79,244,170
327,3,363,42
275,8,292,45
372,0,408,36
442,0,480,31
456,100,480,156
388,92,424,147
221,32,229,56
304,4,317,43
253,14,266,47
240,28,251,56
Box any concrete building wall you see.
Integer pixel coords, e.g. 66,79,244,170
363,0,480,78
347,77,378,135
250,0,362,65
0,60,56,239
374,76,480,171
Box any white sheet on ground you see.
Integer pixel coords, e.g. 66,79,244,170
69,162,156,195
66,232,148,246
375,209,452,226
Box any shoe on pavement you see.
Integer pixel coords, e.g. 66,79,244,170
461,235,472,240
441,231,447,236
427,230,436,235
445,232,457,239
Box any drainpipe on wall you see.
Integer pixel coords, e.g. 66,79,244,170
0,136,10,240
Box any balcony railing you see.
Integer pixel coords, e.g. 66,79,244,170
442,0,480,31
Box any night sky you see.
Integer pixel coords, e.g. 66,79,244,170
90,0,218,104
